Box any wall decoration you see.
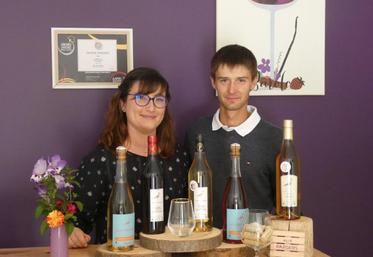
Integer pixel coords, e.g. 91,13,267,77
51,28,133,89
216,0,325,95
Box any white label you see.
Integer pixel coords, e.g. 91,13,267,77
150,188,164,222
193,187,208,219
77,39,117,72
189,180,198,191
281,175,297,207
280,161,292,173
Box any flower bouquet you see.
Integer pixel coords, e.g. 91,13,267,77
30,155,83,236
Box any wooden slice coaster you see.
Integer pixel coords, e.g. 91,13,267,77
96,241,171,257
140,228,222,253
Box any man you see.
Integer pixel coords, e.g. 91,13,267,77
185,44,282,228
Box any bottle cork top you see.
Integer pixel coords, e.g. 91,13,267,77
195,134,204,152
148,135,158,155
230,143,241,156
116,146,127,160
283,119,293,128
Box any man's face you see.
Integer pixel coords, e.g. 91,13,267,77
211,64,257,112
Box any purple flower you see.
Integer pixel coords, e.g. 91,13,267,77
54,175,65,189
258,58,271,74
32,158,47,176
37,186,47,198
48,155,67,174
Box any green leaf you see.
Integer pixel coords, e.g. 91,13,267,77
64,213,74,221
65,222,74,236
34,204,45,219
40,220,48,236
75,201,83,211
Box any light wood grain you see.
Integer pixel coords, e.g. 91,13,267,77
0,244,330,257
96,243,170,257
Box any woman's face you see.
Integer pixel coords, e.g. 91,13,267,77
121,82,166,135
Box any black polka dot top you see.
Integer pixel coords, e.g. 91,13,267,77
73,144,189,244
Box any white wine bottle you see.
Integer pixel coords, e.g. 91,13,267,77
107,146,135,251
188,134,213,232
276,119,301,220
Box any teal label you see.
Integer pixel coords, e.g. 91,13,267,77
227,208,249,240
112,213,134,248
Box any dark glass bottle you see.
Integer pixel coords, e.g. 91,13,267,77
276,119,301,220
142,135,165,234
222,143,249,244
107,146,134,251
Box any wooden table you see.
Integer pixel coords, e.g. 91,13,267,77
0,244,330,257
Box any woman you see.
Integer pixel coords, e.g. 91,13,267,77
69,67,189,248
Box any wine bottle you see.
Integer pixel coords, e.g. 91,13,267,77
142,135,165,234
188,134,213,232
222,143,249,243
276,119,301,220
107,146,135,251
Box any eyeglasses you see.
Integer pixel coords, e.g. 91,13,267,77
128,93,168,108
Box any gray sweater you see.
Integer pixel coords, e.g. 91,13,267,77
185,116,282,228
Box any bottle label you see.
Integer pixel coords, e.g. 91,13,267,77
150,188,164,222
193,186,208,220
112,213,134,248
281,175,298,207
280,161,292,173
227,208,248,240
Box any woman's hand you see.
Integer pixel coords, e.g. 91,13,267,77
68,227,91,248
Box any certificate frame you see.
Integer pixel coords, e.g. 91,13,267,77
51,27,133,89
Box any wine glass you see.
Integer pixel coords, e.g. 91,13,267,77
167,198,196,237
249,0,297,79
241,209,273,257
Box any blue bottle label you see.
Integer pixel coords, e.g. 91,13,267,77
227,208,249,240
112,213,134,248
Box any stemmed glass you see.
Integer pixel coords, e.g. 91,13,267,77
167,198,196,237
241,209,273,257
249,0,297,79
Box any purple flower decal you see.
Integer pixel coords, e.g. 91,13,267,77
258,58,271,74
33,158,47,176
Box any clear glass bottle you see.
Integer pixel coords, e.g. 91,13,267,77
107,146,135,251
188,134,213,232
222,143,249,243
276,119,301,220
142,135,165,234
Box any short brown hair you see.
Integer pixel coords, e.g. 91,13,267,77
99,67,175,157
210,44,258,80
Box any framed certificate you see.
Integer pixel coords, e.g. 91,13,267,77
51,28,133,89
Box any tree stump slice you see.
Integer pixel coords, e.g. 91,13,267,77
95,242,171,257
140,228,222,253
271,216,313,257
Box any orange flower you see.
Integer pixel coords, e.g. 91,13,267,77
46,210,65,228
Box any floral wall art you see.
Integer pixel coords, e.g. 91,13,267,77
216,0,325,95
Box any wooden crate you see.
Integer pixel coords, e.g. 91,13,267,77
270,216,313,257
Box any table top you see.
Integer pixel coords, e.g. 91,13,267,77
0,244,330,257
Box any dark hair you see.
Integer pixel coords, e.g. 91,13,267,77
99,67,175,157
210,44,258,80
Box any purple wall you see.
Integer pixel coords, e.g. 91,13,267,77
0,1,372,256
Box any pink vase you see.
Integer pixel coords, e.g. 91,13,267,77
50,225,68,257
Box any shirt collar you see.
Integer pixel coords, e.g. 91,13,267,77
211,105,261,137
